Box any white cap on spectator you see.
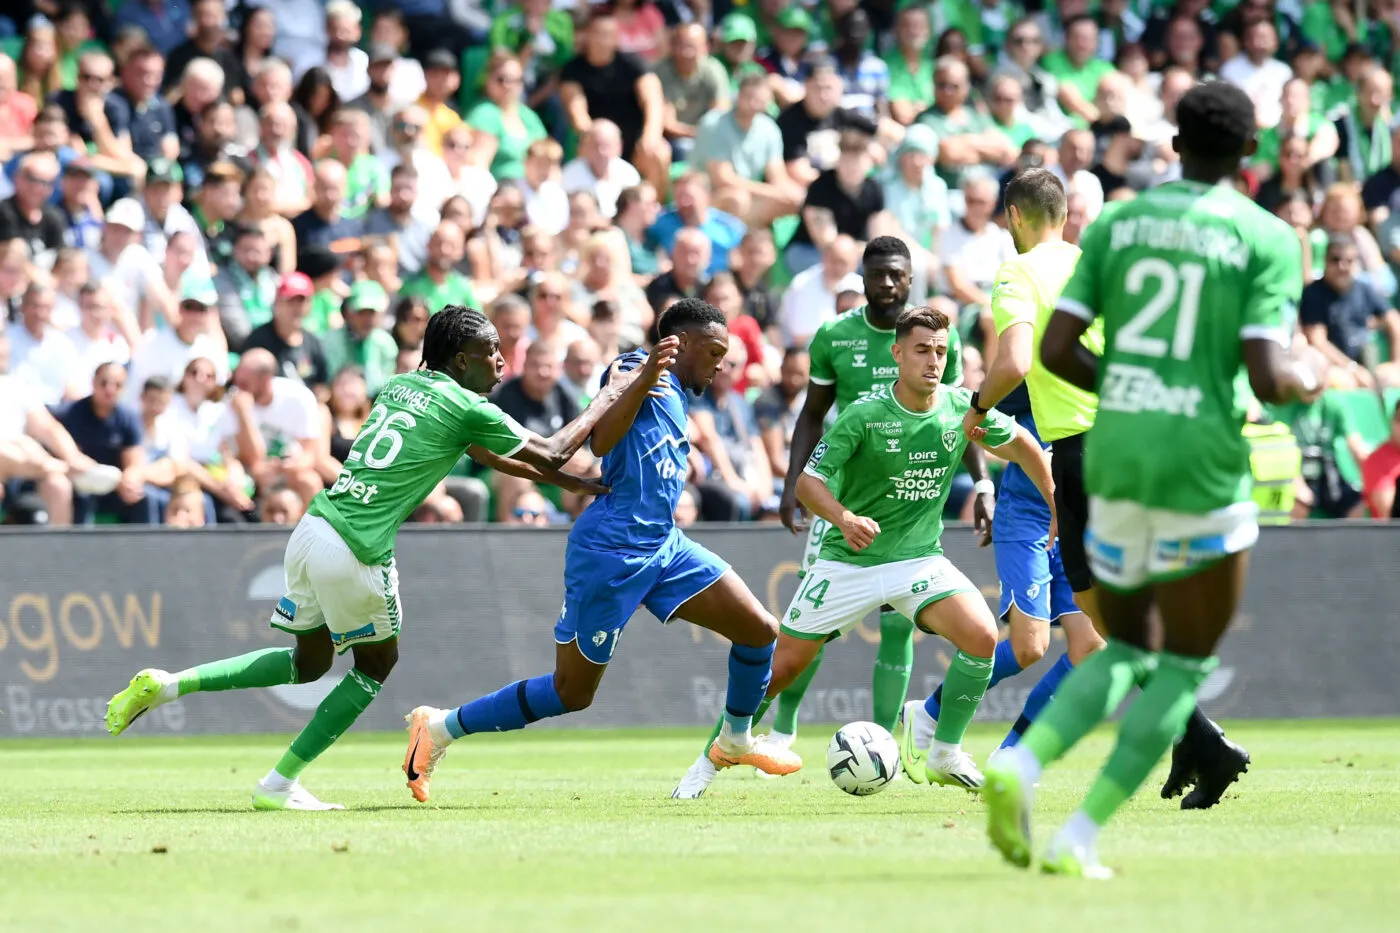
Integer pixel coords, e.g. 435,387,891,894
105,198,146,231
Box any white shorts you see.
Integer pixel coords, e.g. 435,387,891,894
800,517,829,577
781,554,977,641
1085,497,1260,591
271,514,402,653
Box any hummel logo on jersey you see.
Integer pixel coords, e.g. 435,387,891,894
942,429,959,451
852,353,867,368
886,437,901,452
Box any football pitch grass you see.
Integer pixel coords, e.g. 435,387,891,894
2,721,1397,933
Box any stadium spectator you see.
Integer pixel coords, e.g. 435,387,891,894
57,161,101,251
215,224,278,352
363,163,434,278
324,110,387,222
348,43,399,155
0,151,65,261
562,120,640,220
112,1,191,58
489,338,586,519
272,0,331,80
560,12,669,191
292,159,364,253
172,57,226,165
714,13,765,95
169,354,255,522
69,284,131,379
884,4,934,126
464,51,546,184
417,50,463,158
1362,405,1400,519
529,272,588,352
13,18,61,109
786,129,890,275
253,101,314,218
654,23,729,165
613,183,662,281
520,137,569,236
7,280,80,406
245,272,329,391
126,278,228,404
1300,234,1400,389
649,172,744,276
138,158,206,272
259,485,305,526
323,364,371,466
390,295,431,353
1052,128,1106,221
399,220,476,310
830,8,889,123
322,2,371,102
292,67,341,150
138,374,208,521
189,161,244,268
883,124,951,254
164,475,208,528
645,226,710,314
572,231,651,342
488,293,532,382
916,56,1017,191
86,197,172,334
0,56,37,162
224,347,325,505
560,336,602,407
324,281,398,396
1219,18,1291,129
692,71,800,228
778,233,863,348
673,484,700,527
236,7,278,105
692,341,771,520
731,228,781,333
938,173,1018,352
754,345,810,484
0,328,116,527
165,0,242,103
777,60,879,186
1043,15,1117,127
505,487,553,526
53,50,141,182
60,361,159,525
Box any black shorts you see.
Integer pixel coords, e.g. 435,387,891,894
1050,432,1093,593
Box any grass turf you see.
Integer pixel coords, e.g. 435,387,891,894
2,720,1397,933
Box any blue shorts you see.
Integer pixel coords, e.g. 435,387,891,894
554,529,729,664
995,537,1080,625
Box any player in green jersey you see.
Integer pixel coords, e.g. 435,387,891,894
983,82,1328,877
698,305,1056,792
770,236,994,744
105,306,676,811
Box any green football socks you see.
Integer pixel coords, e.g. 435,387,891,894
931,650,993,745
177,648,298,695
1021,639,1154,768
872,611,915,732
276,669,383,780
1081,652,1217,826
772,645,823,735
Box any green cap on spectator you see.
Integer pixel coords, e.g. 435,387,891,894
775,7,813,33
346,280,389,314
898,124,940,160
720,13,758,44
181,277,219,306
147,158,184,184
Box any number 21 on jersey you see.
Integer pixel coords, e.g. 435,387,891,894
1116,258,1205,361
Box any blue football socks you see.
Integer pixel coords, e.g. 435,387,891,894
447,674,569,738
1001,652,1074,748
723,642,775,734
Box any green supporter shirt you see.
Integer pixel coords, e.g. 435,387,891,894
1253,113,1325,173
915,104,996,187
990,239,1101,442
1057,180,1303,514
883,51,933,112
464,100,547,181
1039,52,1114,126
992,116,1037,151
804,383,1015,566
931,0,1023,58
399,271,479,313
808,306,964,412
310,370,528,565
690,109,783,182
343,154,389,220
322,326,400,396
1267,392,1357,489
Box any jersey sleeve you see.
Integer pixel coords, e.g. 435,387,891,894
1240,220,1305,347
462,400,529,458
978,404,1018,448
990,261,1037,336
1057,212,1108,323
942,324,963,387
808,323,836,385
802,405,862,482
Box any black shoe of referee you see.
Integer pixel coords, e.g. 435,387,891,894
1181,735,1250,810
1160,739,1198,801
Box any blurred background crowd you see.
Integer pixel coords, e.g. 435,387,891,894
2,0,1400,530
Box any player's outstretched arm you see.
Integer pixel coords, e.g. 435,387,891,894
1040,309,1100,392
1243,338,1327,405
466,445,608,497
589,337,681,457
980,426,1058,547
516,337,680,468
795,471,880,552
779,381,837,533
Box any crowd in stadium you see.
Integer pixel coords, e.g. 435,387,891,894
2,0,1400,529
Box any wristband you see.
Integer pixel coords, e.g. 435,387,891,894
969,390,989,413
973,479,996,496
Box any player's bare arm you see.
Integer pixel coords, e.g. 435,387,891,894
780,380,837,533
589,336,681,456
795,471,880,551
962,320,1034,439
466,446,609,497
1040,308,1100,392
978,426,1057,548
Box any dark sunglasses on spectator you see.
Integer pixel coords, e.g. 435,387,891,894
493,74,523,86
1010,35,1040,45
80,71,109,83
537,290,563,299
936,81,965,91
514,507,544,520
181,301,211,311
23,172,56,186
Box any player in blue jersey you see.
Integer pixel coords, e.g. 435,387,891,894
401,299,803,801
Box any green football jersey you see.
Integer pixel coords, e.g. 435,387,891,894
808,306,964,412
1058,180,1302,514
308,370,528,565
804,384,1016,567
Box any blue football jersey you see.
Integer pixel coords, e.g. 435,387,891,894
570,351,690,553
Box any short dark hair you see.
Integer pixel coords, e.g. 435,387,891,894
143,375,173,394
1004,168,1067,226
657,297,726,339
1064,14,1097,33
422,305,494,371
863,235,911,266
1326,232,1358,255
1176,81,1257,161
783,346,809,363
615,185,647,216
895,305,951,340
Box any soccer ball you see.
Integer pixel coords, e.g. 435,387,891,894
826,721,900,796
